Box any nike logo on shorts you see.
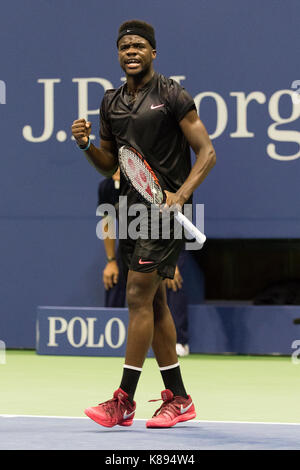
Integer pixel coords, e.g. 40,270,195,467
123,410,135,420
151,103,165,110
139,258,154,265
180,402,193,414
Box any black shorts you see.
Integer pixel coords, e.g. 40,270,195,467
118,211,185,280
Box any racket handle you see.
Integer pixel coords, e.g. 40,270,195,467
174,211,206,246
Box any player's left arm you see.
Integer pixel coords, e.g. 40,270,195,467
165,109,216,207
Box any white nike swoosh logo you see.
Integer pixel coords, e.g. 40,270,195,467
180,402,193,414
151,104,165,110
123,410,135,420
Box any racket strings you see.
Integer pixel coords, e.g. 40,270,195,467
119,148,163,205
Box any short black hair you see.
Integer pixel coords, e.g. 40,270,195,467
117,19,156,49
118,19,155,38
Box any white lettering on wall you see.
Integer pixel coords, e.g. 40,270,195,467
22,77,300,161
47,315,126,349
230,92,267,138
267,90,300,161
23,79,61,142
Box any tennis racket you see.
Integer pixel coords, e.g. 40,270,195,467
118,145,206,246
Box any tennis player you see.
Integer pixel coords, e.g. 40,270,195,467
71,19,216,428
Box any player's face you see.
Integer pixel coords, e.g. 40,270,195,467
118,35,156,76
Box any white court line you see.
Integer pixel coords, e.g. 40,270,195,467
0,414,300,426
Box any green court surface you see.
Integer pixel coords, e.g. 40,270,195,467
1,351,300,423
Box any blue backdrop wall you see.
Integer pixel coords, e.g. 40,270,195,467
0,0,300,347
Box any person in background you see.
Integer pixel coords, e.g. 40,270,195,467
98,168,127,308
165,250,190,357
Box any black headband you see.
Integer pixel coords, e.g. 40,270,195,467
117,27,156,49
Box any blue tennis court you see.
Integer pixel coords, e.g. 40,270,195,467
1,416,300,450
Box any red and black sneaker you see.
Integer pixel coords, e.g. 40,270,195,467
84,388,136,428
146,389,196,428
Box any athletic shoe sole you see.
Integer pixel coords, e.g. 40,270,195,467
84,408,134,427
146,410,196,428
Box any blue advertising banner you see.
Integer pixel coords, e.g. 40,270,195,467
36,306,154,357
36,305,300,356
188,305,300,355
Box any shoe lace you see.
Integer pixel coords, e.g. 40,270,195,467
149,396,180,418
100,395,126,418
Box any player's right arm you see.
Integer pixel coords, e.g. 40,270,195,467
71,119,118,177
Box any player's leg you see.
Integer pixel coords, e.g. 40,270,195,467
152,282,178,366
152,282,187,396
147,282,196,428
84,269,161,427
118,270,161,403
149,237,186,366
124,269,161,367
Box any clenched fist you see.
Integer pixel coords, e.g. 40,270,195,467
71,119,92,147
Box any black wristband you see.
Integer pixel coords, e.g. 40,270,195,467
107,257,116,263
77,138,91,151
